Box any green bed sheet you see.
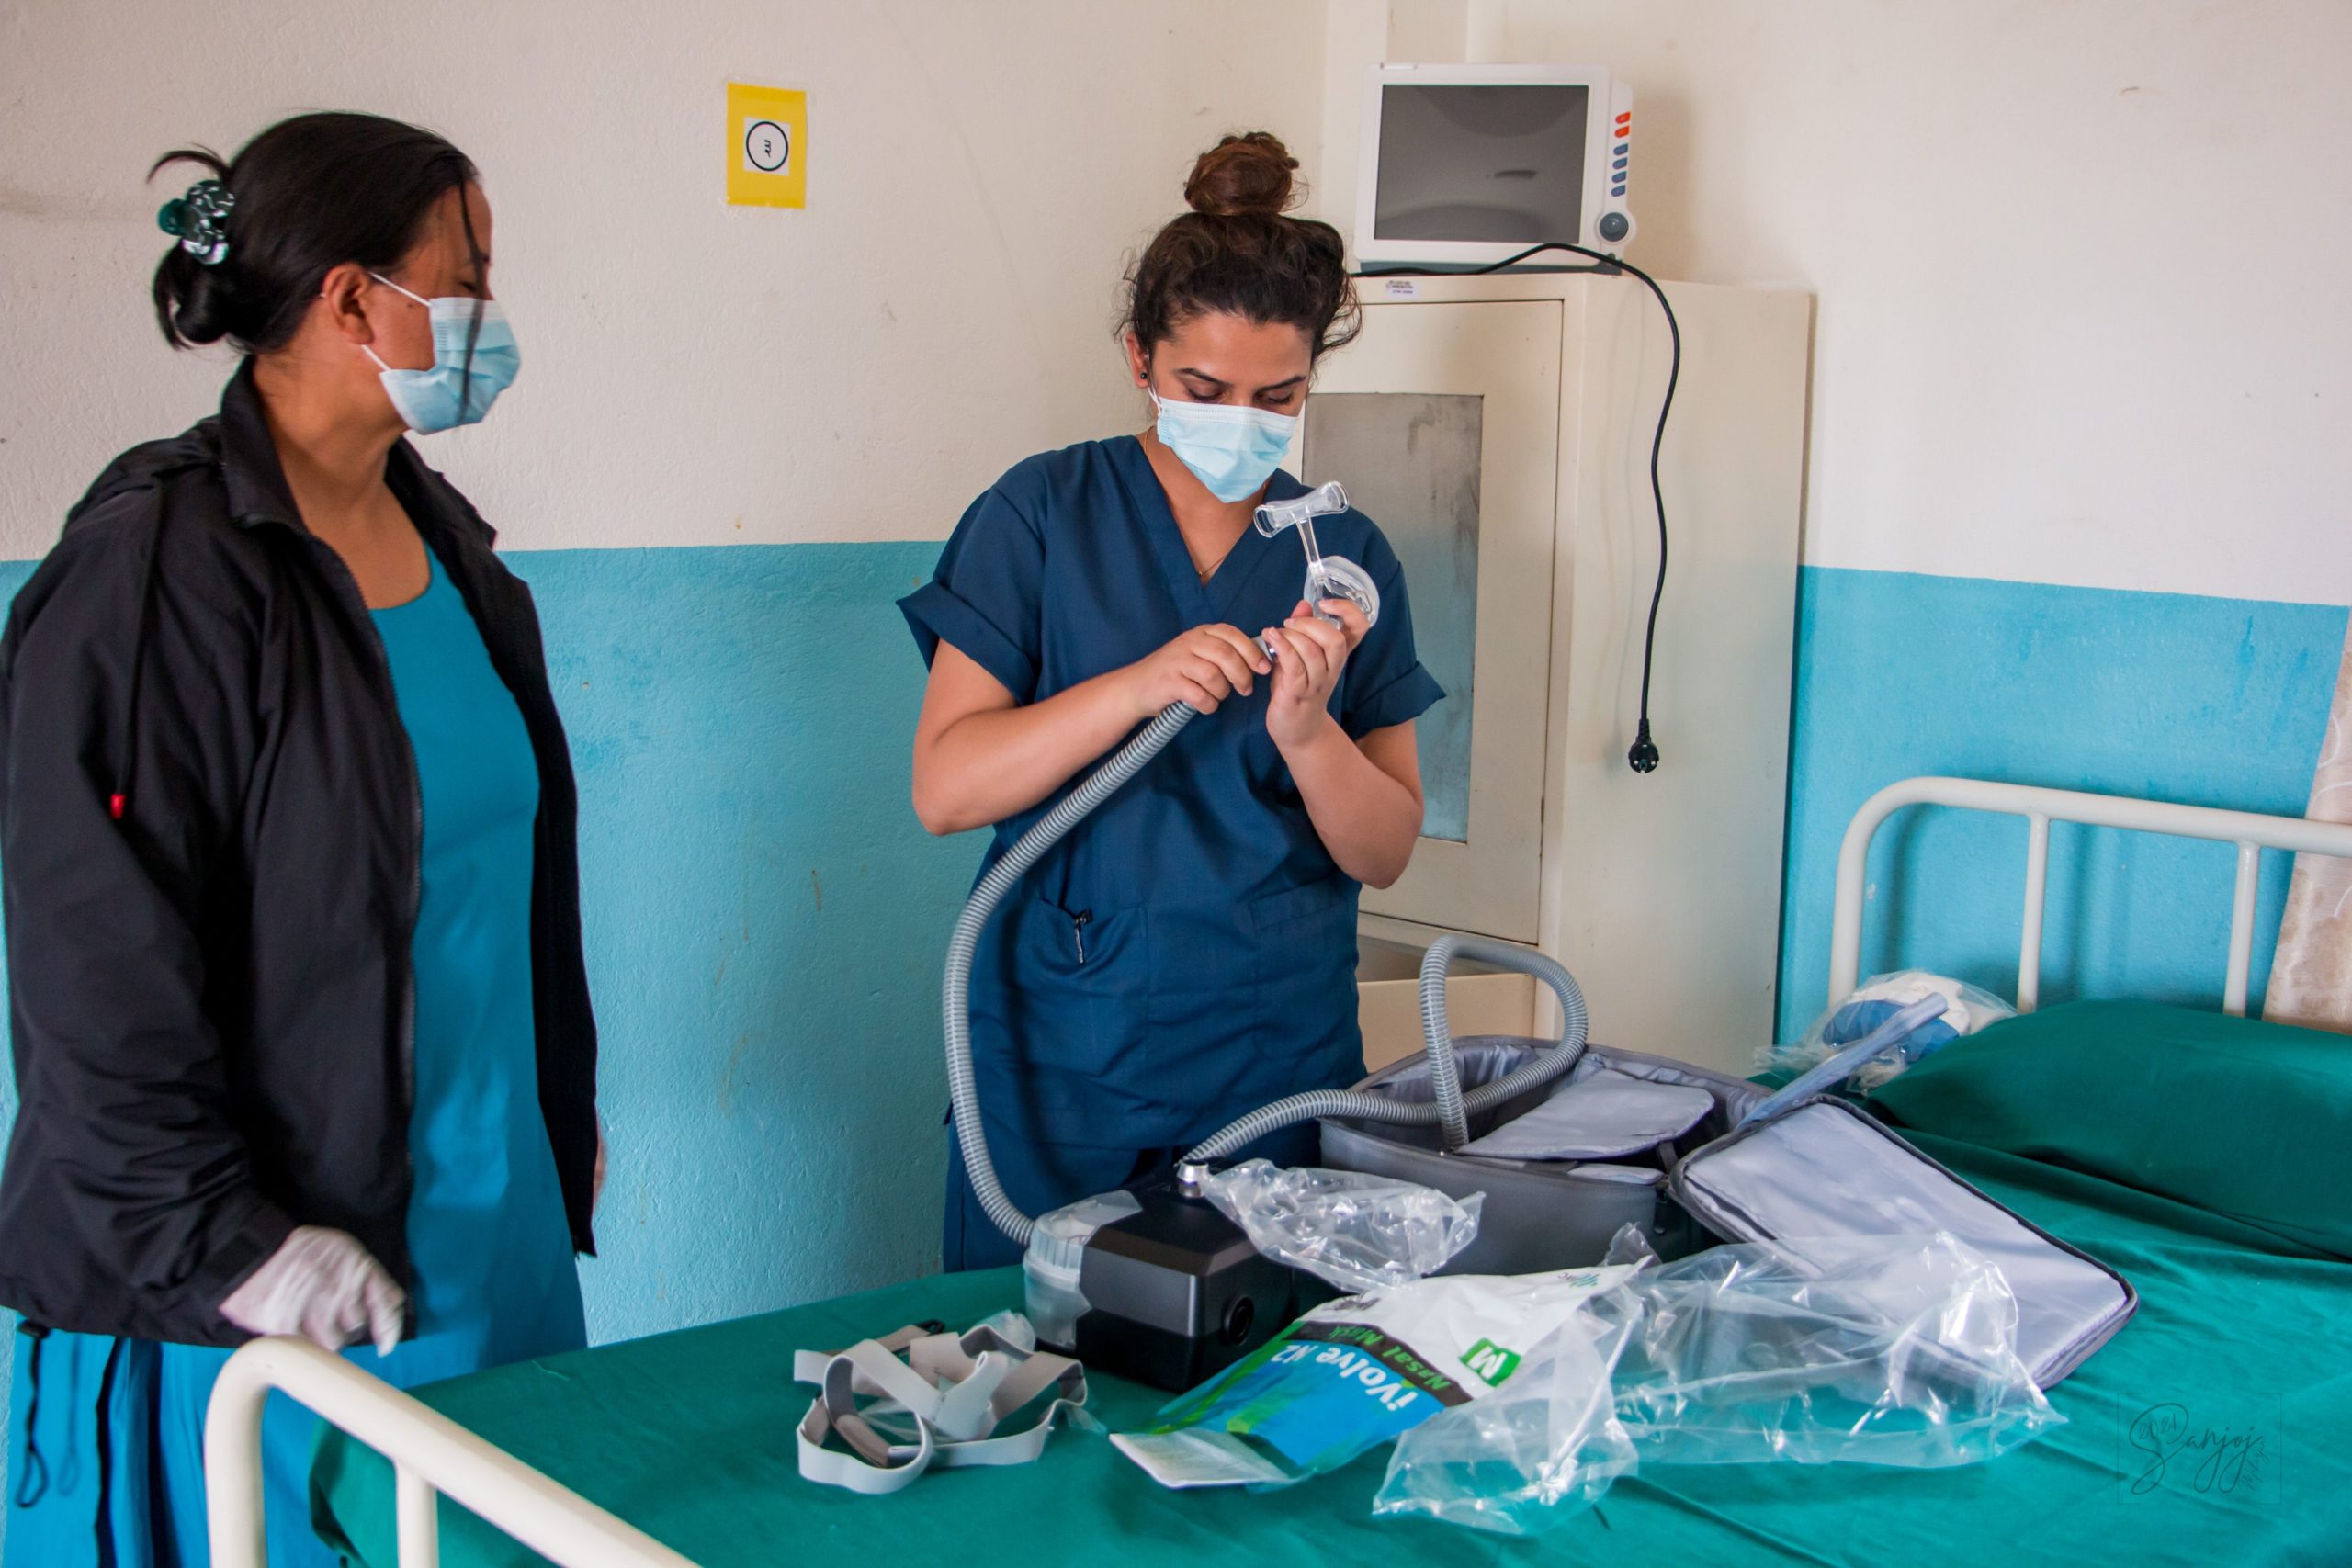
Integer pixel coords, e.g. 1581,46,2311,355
312,1131,2352,1568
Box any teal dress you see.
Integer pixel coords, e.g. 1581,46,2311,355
6,546,586,1567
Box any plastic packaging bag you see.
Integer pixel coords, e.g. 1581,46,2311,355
1759,971,2015,1090
1371,1270,1644,1533
1613,1232,2064,1467
1371,1229,2062,1534
1113,1266,1640,1490
1199,1160,1482,1293
1742,996,1950,1125
1023,1190,1143,1347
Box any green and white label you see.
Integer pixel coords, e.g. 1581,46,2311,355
1462,1337,1522,1387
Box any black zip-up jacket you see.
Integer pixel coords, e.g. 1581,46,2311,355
0,362,598,1345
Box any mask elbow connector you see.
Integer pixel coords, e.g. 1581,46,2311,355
1251,481,1382,632
1251,480,1349,541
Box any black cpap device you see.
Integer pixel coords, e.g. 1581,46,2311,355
941,486,1604,1391
1029,1163,1329,1391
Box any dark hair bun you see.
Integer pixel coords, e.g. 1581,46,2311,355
157,249,236,345
1126,130,1357,363
1184,132,1300,218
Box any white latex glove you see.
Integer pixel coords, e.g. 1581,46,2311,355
220,1225,408,1355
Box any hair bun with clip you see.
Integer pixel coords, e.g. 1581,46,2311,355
157,179,235,266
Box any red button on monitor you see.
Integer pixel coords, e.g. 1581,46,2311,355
1616,112,1632,125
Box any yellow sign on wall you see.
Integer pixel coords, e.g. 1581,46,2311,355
726,82,806,209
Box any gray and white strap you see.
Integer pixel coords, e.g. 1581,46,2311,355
795,1321,1090,1495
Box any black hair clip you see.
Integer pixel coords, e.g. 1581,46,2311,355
157,179,235,266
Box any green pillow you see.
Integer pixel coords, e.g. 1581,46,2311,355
1871,1000,2352,1259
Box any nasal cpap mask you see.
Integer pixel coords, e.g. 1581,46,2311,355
1253,480,1382,632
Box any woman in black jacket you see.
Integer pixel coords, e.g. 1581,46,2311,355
0,113,599,1567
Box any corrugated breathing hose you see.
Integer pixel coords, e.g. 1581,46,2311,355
943,701,1199,1249
1183,933,1589,1160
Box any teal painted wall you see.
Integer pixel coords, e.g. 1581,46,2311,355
515,544,974,1339
1776,568,2349,1041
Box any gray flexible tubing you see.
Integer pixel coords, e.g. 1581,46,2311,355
946,704,1596,1245
1184,932,1589,1161
1415,932,1590,1151
944,701,1200,1250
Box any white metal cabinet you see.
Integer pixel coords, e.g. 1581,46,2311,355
1301,299,1562,942
1315,273,1811,1073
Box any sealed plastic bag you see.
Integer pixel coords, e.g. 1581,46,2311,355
1023,1190,1141,1346
1372,1230,2062,1535
1372,1270,1644,1533
1760,971,2014,1090
1199,1160,1483,1293
1113,1266,1639,1490
1613,1233,2063,1467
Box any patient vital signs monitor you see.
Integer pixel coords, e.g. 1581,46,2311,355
1355,63,1636,268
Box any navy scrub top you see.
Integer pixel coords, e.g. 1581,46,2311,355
901,436,1443,1151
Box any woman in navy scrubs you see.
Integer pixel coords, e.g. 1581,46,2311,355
902,132,1442,1269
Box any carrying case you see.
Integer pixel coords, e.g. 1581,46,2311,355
1321,1041,2138,1386
1666,1096,2137,1386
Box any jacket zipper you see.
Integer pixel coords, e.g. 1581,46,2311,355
302,535,424,1293
1072,908,1092,964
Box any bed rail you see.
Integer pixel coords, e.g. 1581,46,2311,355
1829,776,2352,1016
205,1335,700,1568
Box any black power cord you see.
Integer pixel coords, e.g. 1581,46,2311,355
1361,242,1680,773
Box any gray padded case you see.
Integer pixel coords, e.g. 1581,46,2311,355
1666,1096,2138,1386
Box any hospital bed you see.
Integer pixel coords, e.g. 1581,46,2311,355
205,776,2352,1568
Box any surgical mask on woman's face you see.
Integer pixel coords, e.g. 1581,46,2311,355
363,273,521,434
1150,389,1297,503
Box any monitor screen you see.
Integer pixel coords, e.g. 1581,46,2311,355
1373,84,1589,244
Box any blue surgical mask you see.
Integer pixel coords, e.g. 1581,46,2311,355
1150,389,1297,502
364,273,520,434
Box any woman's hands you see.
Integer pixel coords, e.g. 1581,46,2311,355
1256,597,1422,887
219,1224,408,1355
912,602,1370,837
1119,623,1272,718
1261,599,1368,753
1121,599,1364,750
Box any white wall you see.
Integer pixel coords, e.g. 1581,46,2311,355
0,0,1329,558
1325,0,2352,604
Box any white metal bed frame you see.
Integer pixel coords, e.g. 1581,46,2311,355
204,1335,699,1568
204,775,2352,1568
1831,775,2352,1014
